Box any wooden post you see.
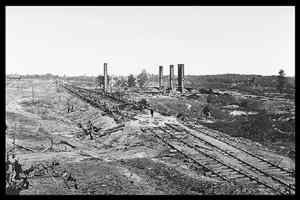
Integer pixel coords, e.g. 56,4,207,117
32,82,34,104
104,63,108,93
178,64,184,93
159,66,163,88
13,123,16,157
31,81,35,113
169,65,174,91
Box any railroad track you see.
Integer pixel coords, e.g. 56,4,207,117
64,84,174,117
166,123,295,192
181,122,295,174
62,84,295,194
62,84,140,122
141,125,295,195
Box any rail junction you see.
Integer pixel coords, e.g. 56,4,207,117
62,83,295,195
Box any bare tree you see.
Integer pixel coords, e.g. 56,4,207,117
114,77,127,88
277,69,286,93
127,74,136,87
96,75,110,88
137,69,149,88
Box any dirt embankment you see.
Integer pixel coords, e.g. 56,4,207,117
5,79,214,194
145,91,295,161
6,79,294,194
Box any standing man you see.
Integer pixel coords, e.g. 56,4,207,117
150,109,154,118
66,100,70,113
70,103,74,112
6,154,12,184
87,120,94,140
9,155,17,183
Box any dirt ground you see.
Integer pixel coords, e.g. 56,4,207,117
146,91,295,161
5,79,294,195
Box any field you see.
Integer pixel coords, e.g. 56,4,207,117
5,76,295,195
147,92,295,160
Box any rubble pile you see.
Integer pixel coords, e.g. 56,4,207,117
6,156,79,195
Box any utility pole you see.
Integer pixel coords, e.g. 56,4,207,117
20,79,23,96
32,82,34,104
159,66,163,88
16,77,22,96
110,75,113,93
104,63,108,93
13,123,16,158
169,65,174,92
31,80,35,113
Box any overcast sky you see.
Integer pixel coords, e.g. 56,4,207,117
6,6,295,76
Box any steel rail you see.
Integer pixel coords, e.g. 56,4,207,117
164,123,295,194
183,122,294,174
157,126,286,195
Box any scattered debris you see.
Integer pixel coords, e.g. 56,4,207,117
6,76,294,195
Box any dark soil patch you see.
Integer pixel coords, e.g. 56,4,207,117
20,99,54,110
198,112,295,160
21,160,145,195
120,158,261,194
57,161,143,194
207,94,240,106
149,98,230,121
6,112,46,141
6,112,39,127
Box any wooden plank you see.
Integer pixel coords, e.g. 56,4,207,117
214,166,230,171
78,150,103,160
206,163,223,169
219,169,235,174
235,177,251,182
15,144,36,152
228,174,246,179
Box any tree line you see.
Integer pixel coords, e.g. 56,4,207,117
8,68,292,94
96,69,150,89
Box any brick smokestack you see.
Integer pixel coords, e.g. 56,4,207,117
177,64,184,93
103,63,108,93
169,65,174,91
159,65,163,88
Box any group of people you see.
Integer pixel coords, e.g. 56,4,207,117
6,154,30,193
77,120,96,140
202,105,212,119
66,100,74,113
62,170,78,190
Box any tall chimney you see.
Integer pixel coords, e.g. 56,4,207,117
169,65,174,91
159,66,163,88
103,63,108,93
178,64,184,93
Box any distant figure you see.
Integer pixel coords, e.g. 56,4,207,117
62,170,78,189
6,157,12,183
66,101,70,113
186,104,192,113
21,176,29,189
176,113,186,121
115,106,120,114
13,159,23,180
87,120,94,140
23,165,35,177
150,109,154,118
202,105,211,120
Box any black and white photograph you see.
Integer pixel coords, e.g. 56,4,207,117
5,6,295,195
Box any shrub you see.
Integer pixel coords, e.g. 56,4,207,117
207,94,239,106
238,111,273,141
